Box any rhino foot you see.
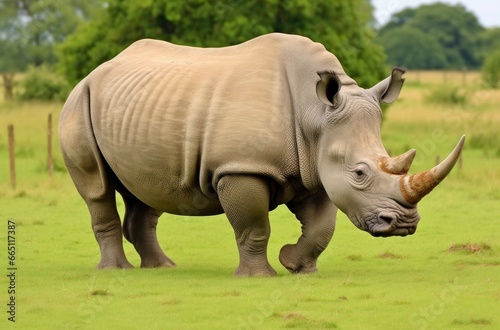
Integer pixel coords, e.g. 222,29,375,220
234,262,277,277
96,241,134,269
97,258,134,269
141,256,177,268
279,244,318,274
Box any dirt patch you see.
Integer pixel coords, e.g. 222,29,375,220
347,255,362,261
379,252,403,259
90,289,112,296
284,312,307,321
220,290,242,297
451,318,492,326
448,243,492,254
159,297,182,306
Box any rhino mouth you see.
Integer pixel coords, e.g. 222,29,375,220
367,211,420,237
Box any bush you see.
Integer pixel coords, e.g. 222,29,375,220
425,85,469,106
482,49,500,88
20,65,71,101
469,131,498,149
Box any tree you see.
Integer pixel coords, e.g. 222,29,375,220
378,7,417,33
0,0,103,100
58,0,387,88
0,2,28,101
377,26,447,69
377,3,484,70
482,50,500,88
480,27,500,60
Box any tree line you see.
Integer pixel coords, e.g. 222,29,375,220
1,0,499,101
0,0,102,100
377,3,500,70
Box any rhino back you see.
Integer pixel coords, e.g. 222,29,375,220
86,34,343,213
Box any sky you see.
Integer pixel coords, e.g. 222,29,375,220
372,0,500,27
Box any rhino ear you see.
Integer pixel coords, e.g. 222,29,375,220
369,67,406,104
316,72,341,107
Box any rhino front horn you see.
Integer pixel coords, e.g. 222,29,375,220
399,135,465,205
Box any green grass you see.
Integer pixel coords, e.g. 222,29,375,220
424,85,470,106
0,74,499,329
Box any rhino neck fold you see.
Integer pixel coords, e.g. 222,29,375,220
295,125,320,191
292,104,325,192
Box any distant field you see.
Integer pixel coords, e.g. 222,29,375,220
0,71,499,329
403,70,482,86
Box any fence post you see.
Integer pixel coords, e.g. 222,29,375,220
47,113,54,177
8,124,16,189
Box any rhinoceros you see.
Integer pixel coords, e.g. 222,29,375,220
59,33,464,276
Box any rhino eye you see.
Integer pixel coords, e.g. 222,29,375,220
351,164,371,188
355,169,365,177
354,165,368,179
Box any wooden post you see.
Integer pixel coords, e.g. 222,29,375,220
8,125,16,189
47,113,54,177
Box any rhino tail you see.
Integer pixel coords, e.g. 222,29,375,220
59,80,115,202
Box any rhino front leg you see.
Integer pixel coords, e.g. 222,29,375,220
121,193,176,268
217,175,277,277
280,192,336,274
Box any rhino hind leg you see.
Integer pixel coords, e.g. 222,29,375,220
280,192,337,274
89,195,134,269
120,192,176,268
59,93,133,269
217,175,277,277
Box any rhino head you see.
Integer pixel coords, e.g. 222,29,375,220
315,68,464,237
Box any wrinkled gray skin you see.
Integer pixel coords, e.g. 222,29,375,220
59,33,464,276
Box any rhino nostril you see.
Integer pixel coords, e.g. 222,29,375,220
378,213,396,226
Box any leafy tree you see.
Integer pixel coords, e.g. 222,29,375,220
0,39,29,101
0,2,28,101
480,27,500,59
0,0,103,100
378,3,484,70
378,7,417,33
482,50,500,88
20,64,70,101
58,0,387,88
377,26,447,69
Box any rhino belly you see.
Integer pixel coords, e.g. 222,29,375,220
93,107,223,215
109,153,223,216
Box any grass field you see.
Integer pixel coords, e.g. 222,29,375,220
0,71,499,329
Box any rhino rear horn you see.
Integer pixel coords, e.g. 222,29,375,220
379,149,416,175
399,135,465,205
